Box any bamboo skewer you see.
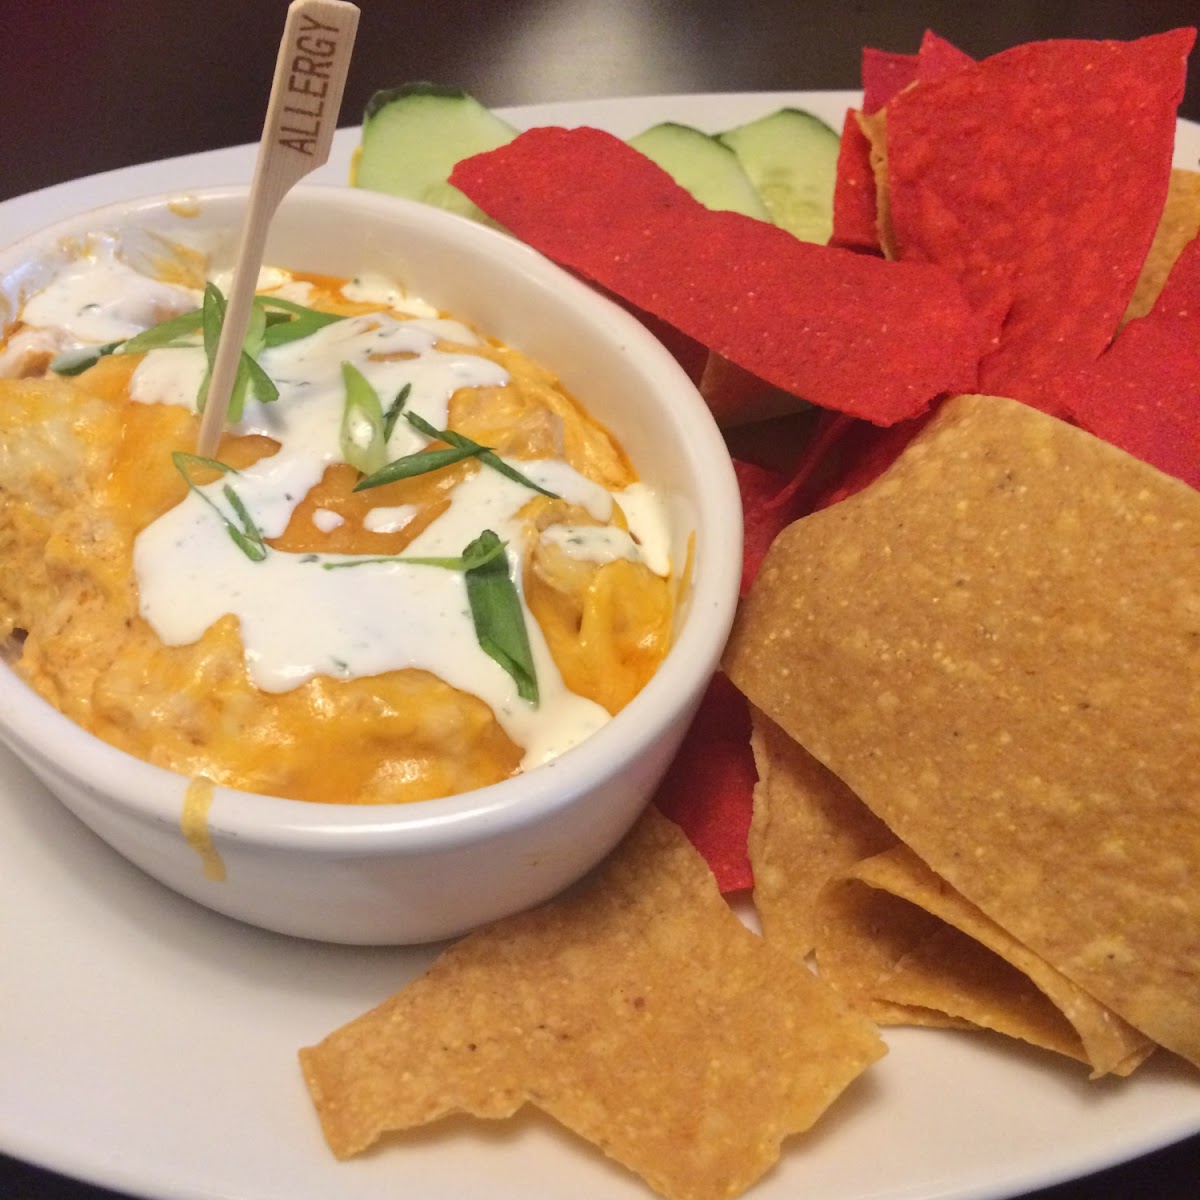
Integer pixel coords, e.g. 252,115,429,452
196,0,360,457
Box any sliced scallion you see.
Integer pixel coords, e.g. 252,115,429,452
382,382,411,441
339,362,388,475
117,307,204,354
196,283,277,420
318,536,507,572
404,410,559,497
463,529,538,704
171,451,268,562
354,409,560,496
352,441,480,491
49,341,123,376
257,294,346,347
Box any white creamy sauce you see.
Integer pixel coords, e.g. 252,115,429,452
362,504,419,533
542,523,647,568
21,252,674,770
21,236,201,344
341,273,441,318
209,265,303,300
614,482,673,577
311,508,344,533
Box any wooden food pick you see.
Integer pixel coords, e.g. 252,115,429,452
196,0,360,457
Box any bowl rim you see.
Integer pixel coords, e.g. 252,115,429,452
0,182,743,854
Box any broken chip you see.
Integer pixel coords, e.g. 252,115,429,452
300,809,885,1200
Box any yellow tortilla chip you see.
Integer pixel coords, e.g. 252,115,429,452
748,707,895,958
300,808,885,1200
815,846,1153,1076
854,108,897,259
725,392,1200,1068
1123,167,1200,322
809,855,970,1031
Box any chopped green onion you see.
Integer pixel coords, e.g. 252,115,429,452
404,410,559,497
355,409,560,496
318,536,508,572
243,291,268,357
463,529,538,704
242,353,280,406
51,285,330,415
339,362,388,475
195,283,277,421
382,382,411,441
116,307,204,354
352,442,480,491
257,294,346,347
51,302,207,374
171,451,268,562
201,282,225,361
49,341,122,376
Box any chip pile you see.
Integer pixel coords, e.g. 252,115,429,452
725,392,1200,1069
303,29,1200,1200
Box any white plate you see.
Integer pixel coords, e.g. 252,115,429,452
2,92,1199,1200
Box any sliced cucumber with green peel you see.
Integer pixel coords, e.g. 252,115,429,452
717,108,840,243
628,122,771,220
353,83,517,222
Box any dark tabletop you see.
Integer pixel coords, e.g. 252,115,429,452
2,1,1198,1198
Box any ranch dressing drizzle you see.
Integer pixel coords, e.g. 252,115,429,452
542,523,647,568
341,272,441,318
363,504,419,533
127,288,631,767
20,235,201,343
613,482,673,577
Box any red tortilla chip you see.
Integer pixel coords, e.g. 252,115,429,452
734,458,797,596
762,408,856,514
830,111,882,253
810,411,935,510
1040,236,1200,488
883,30,1193,405
860,32,972,113
731,413,864,589
861,47,918,114
654,671,756,892
915,30,975,83
452,126,984,426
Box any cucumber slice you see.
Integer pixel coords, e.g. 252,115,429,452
353,83,517,222
717,108,840,243
628,122,771,220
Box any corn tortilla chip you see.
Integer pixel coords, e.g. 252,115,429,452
748,708,894,958
745,713,1144,1068
915,30,976,85
724,392,1200,1068
811,866,980,1031
814,846,1153,1076
854,108,896,262
300,808,885,1200
1124,168,1200,322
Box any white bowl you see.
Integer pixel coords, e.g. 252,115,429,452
0,185,742,944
